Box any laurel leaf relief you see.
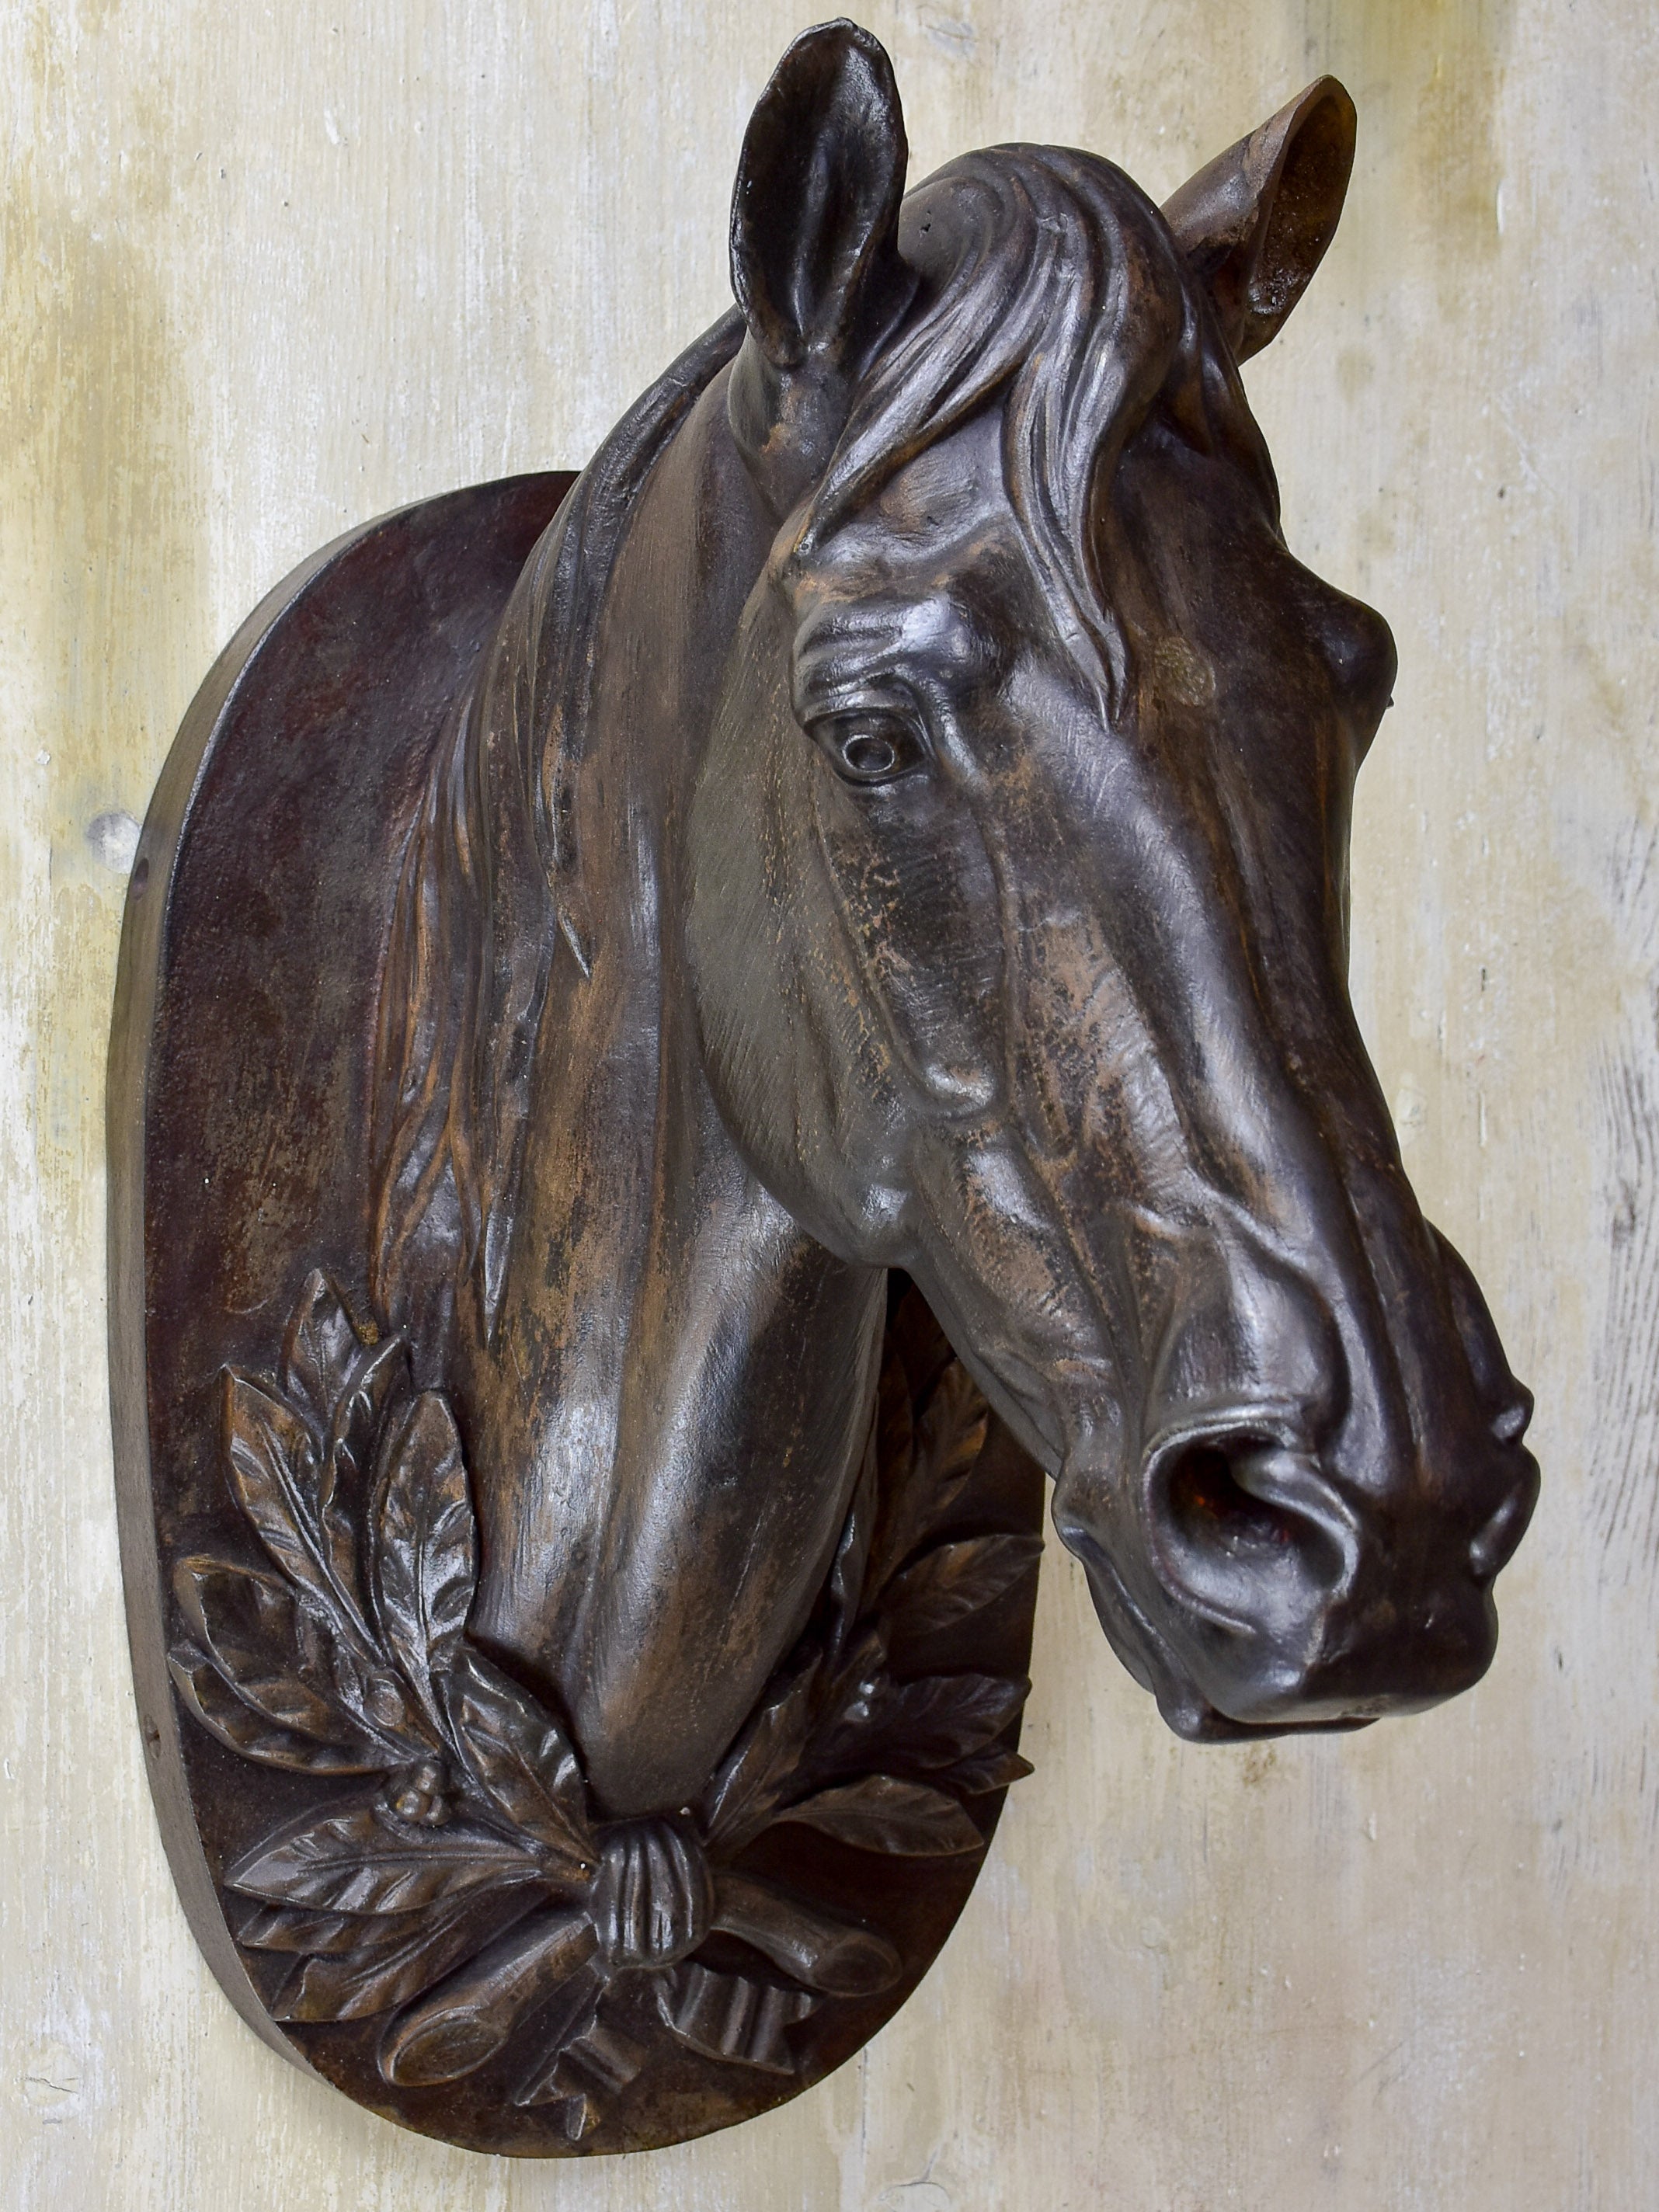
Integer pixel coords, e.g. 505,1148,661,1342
169,1270,1037,2113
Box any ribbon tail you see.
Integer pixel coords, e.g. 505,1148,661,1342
656,1960,816,2075
511,1957,647,2132
711,1869,901,1995
377,1905,594,2086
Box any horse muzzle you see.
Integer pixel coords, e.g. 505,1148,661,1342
1055,1389,1539,1741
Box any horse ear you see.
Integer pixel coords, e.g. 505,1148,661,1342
1161,78,1357,363
727,20,913,505
731,20,909,368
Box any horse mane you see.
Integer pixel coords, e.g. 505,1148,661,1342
370,149,1271,1353
798,146,1279,711
369,309,745,1350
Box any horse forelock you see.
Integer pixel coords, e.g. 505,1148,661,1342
794,145,1272,712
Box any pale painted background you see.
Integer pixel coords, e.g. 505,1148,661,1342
2,2,1653,2206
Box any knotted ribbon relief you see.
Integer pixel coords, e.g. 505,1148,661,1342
169,1274,1038,2138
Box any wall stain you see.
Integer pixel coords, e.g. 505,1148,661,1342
1268,0,1518,305
1,124,203,1209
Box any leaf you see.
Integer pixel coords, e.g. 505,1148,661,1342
882,1533,1042,1640
378,1908,596,2086
440,1647,593,1869
169,1647,382,1774
771,1773,983,1856
224,1800,542,1913
240,1901,479,1975
699,1659,820,1851
867,1358,989,1600
175,1551,294,1650
325,1334,409,1576
916,1359,989,1496
276,1274,411,1618
221,1372,374,1646
280,1270,366,1429
942,1745,1035,1795
172,1556,379,1750
238,1904,381,1955
370,1393,477,1731
832,1671,1029,1772
274,1888,542,2022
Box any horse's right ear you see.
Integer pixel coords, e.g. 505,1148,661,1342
1161,78,1357,363
727,20,913,510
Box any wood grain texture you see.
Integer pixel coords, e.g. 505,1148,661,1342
2,1,1653,2205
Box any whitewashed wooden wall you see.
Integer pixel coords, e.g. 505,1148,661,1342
3,2,1654,2205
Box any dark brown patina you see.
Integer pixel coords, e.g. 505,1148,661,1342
110,19,1536,2157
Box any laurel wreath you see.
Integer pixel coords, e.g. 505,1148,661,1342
169,1271,1037,2139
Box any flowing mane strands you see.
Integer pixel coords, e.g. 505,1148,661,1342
370,148,1271,1354
369,310,745,1350
799,148,1278,708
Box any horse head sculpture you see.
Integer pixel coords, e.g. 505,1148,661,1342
117,18,1537,2155
686,24,1538,1747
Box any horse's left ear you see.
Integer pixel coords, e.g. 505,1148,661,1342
726,20,913,510
1161,78,1357,363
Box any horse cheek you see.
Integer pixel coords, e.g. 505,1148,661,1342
807,770,1005,1125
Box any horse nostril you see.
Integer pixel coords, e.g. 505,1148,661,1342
1164,1439,1303,1560
1141,1417,1363,1654
1470,1475,1536,1583
1154,1431,1356,1597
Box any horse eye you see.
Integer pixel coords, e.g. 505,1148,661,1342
810,712,923,787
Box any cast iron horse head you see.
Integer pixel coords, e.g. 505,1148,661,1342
127,15,1546,2148
371,21,1537,1816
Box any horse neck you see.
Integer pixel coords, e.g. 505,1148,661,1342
454,368,886,1815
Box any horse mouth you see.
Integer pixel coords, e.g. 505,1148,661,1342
1063,1524,1379,1739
